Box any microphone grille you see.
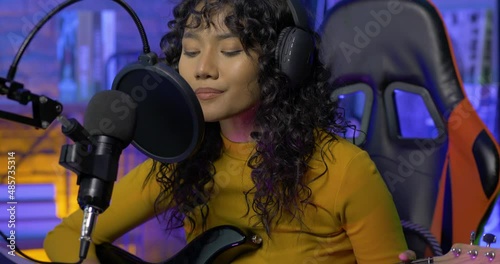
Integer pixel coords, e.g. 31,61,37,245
83,90,136,145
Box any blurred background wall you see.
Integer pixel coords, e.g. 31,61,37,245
0,0,498,262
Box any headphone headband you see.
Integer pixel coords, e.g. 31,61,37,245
286,0,310,31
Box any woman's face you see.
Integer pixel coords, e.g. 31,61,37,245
178,11,261,123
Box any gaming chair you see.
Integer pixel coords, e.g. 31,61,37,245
319,0,500,258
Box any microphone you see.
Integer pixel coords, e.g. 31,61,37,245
59,90,136,261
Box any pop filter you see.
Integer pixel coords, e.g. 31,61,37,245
111,54,204,163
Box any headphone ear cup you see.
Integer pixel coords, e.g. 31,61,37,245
275,26,315,88
275,27,293,67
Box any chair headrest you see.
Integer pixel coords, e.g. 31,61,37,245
319,0,465,117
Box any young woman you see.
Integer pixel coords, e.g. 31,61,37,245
44,0,414,263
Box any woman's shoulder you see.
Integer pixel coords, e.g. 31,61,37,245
132,158,156,173
315,129,367,160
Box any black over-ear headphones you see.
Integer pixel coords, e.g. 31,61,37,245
276,0,315,88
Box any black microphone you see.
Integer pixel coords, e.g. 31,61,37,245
59,90,136,261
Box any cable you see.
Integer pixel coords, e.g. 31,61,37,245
400,220,443,257
7,0,80,80
7,0,150,81
112,0,150,54
0,230,83,264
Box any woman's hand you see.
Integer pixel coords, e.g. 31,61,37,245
398,250,416,263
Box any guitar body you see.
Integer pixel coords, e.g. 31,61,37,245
95,225,262,264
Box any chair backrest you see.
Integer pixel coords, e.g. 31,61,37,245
319,0,500,257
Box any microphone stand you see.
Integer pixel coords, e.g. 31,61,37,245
0,0,152,129
0,0,152,261
0,78,63,129
0,0,83,129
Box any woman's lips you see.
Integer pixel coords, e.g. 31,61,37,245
195,87,224,100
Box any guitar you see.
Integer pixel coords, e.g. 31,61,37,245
95,225,262,264
96,227,499,264
410,243,499,263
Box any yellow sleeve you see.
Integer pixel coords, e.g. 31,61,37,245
337,151,408,264
43,159,163,263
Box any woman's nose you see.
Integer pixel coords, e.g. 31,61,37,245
195,51,218,80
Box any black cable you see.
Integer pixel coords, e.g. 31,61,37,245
7,0,81,81
112,0,150,54
400,220,443,257
0,230,83,264
7,0,150,81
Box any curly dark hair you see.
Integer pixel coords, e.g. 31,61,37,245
145,0,346,235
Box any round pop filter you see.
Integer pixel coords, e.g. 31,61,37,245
111,60,204,163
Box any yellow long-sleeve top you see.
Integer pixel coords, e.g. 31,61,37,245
44,134,407,263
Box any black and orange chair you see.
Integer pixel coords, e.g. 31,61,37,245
319,0,500,258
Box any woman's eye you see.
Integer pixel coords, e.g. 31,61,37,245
221,50,242,57
183,51,199,57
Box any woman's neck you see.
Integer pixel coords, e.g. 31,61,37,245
219,106,258,143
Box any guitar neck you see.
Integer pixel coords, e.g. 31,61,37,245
411,243,499,263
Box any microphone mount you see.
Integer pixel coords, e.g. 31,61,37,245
58,115,126,261
0,77,62,129
0,0,151,130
